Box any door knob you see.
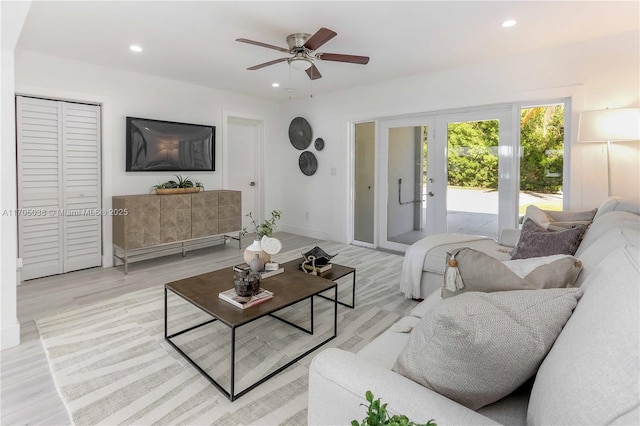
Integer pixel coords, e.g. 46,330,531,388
428,191,435,197
428,178,434,183
249,181,256,187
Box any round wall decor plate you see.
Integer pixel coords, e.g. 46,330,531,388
314,137,325,151
298,151,318,176
289,117,312,150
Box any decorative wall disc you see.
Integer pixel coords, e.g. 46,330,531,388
298,151,318,176
314,137,325,151
289,117,312,150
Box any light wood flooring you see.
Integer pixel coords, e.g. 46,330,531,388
1,232,323,426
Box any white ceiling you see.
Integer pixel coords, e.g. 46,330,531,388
16,1,640,101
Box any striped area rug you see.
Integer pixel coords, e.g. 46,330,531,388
36,242,418,425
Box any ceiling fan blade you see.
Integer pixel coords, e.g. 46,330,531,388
317,53,370,64
247,57,288,70
236,38,289,53
303,28,337,51
306,64,322,80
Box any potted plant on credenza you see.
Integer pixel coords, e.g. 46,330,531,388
149,175,204,194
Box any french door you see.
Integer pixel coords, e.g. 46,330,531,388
379,107,516,251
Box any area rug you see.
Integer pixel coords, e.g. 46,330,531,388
36,242,416,425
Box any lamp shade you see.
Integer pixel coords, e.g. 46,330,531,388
577,108,640,142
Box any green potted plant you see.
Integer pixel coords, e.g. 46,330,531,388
240,210,282,265
150,175,204,194
352,391,436,426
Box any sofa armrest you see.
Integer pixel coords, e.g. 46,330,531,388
308,348,500,426
498,229,521,248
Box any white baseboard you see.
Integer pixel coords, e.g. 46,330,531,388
1,321,20,350
280,225,347,244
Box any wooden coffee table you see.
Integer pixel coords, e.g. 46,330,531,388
164,265,337,401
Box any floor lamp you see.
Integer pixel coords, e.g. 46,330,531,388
577,108,640,197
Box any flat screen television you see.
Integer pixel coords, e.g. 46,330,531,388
126,116,215,171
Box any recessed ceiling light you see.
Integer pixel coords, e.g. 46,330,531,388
272,83,280,88
501,19,517,28
129,44,143,53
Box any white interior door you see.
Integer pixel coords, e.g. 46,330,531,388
227,117,261,229
17,97,64,279
61,102,102,272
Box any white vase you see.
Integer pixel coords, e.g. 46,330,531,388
244,239,271,265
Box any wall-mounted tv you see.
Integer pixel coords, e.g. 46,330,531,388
126,116,215,171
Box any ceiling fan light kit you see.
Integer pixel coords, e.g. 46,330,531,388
288,55,313,71
236,27,369,80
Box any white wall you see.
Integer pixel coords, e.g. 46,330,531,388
275,31,640,243
14,50,281,272
1,0,31,350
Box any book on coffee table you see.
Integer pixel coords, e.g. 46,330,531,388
219,287,274,309
259,267,284,279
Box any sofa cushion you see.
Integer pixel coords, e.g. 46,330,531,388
511,219,586,259
524,205,596,231
593,197,640,220
574,210,640,257
575,227,639,287
527,246,640,425
392,288,582,410
410,289,443,318
442,248,582,298
357,316,419,369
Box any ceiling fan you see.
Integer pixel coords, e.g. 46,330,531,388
236,27,369,80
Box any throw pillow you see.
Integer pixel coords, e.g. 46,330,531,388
524,205,597,231
392,288,583,410
511,219,587,260
442,248,582,298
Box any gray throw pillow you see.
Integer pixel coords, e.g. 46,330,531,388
392,288,582,410
511,219,587,260
442,248,582,298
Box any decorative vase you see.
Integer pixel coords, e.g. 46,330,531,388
249,253,264,272
243,239,271,265
233,270,260,297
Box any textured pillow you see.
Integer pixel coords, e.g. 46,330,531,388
524,205,597,231
511,219,587,260
442,248,582,298
392,288,582,410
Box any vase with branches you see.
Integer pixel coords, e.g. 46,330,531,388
240,210,282,239
241,210,283,265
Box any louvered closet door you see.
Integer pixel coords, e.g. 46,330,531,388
17,97,102,280
62,102,102,272
17,97,64,280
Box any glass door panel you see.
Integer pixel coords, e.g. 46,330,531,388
387,126,426,245
354,122,376,245
518,103,566,221
379,116,435,252
446,119,500,238
435,107,516,239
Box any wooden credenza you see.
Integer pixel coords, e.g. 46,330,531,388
112,190,241,273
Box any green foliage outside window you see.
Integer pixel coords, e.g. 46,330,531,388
440,105,564,193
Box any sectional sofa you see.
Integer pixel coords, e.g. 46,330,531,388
308,198,640,425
